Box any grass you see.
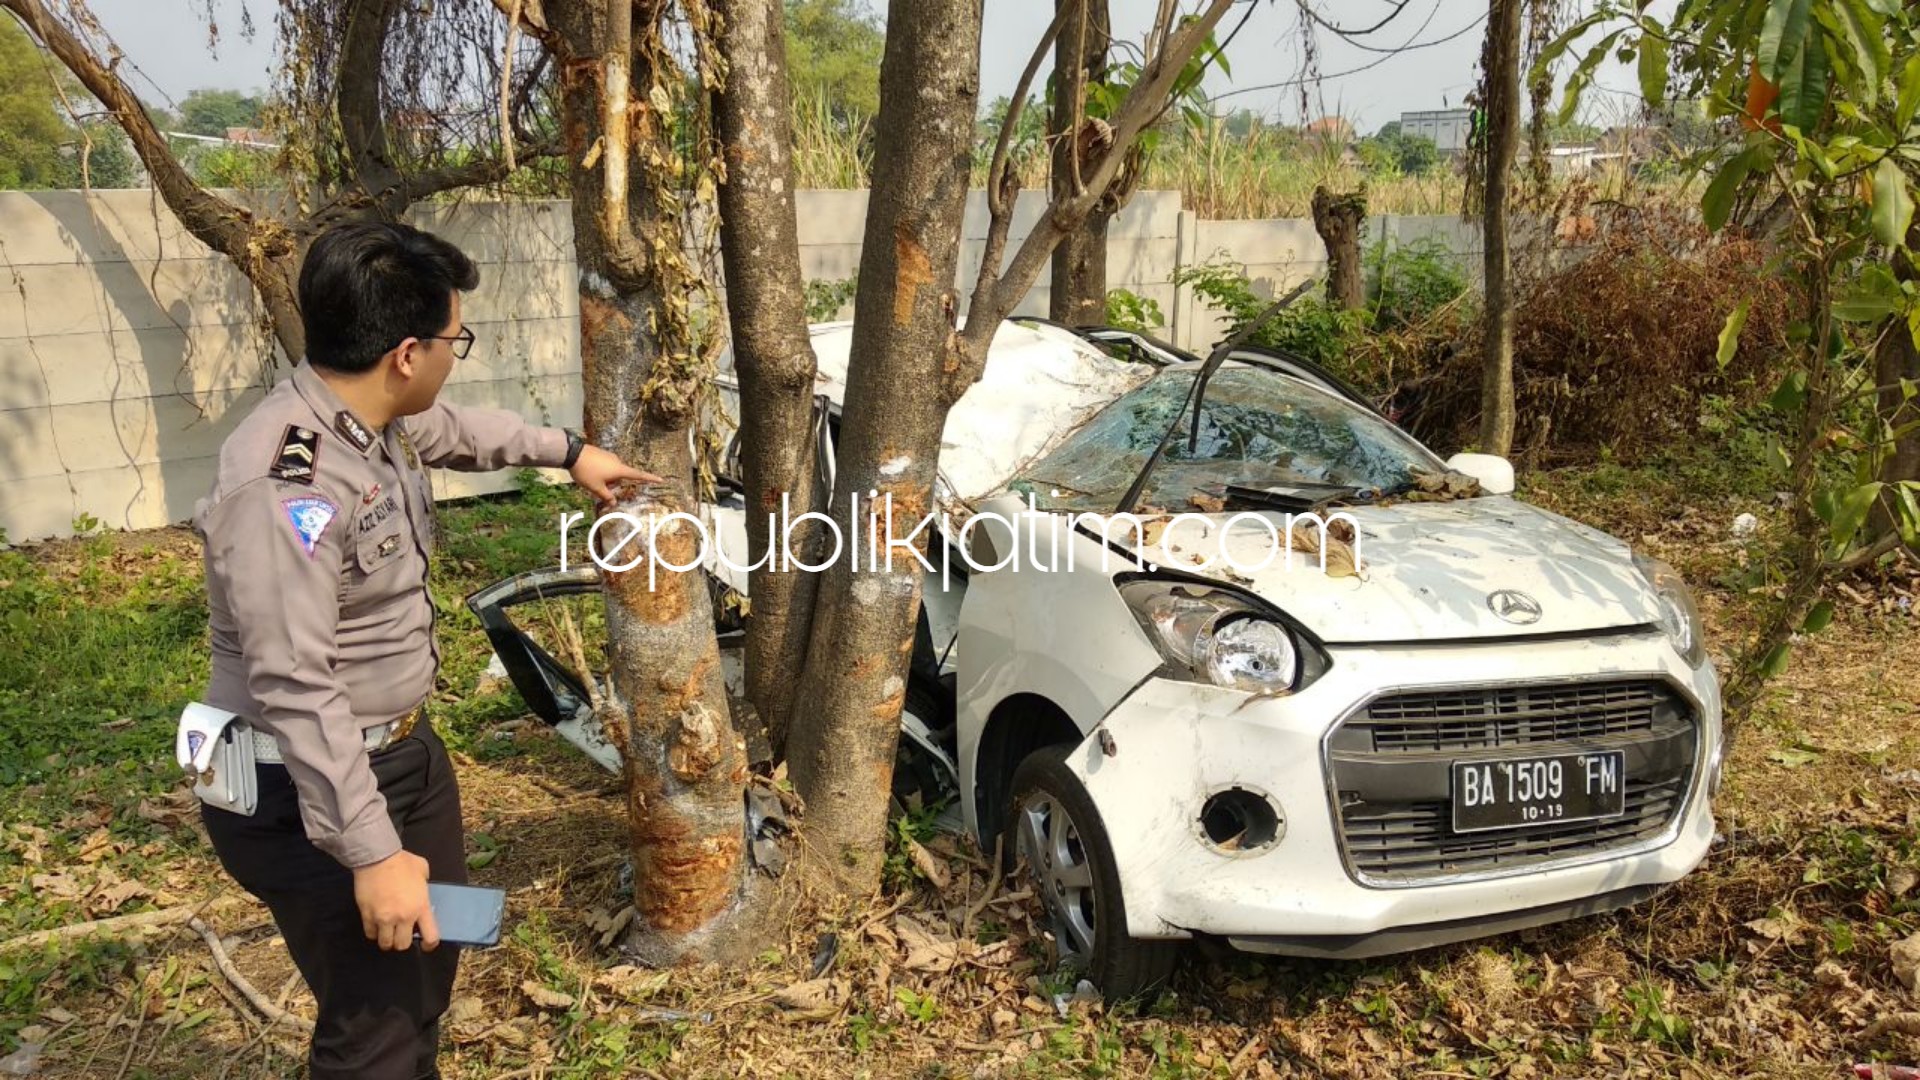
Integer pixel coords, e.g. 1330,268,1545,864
0,431,1916,1077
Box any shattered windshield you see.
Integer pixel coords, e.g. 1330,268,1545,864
1007,366,1444,513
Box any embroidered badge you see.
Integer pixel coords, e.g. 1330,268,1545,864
356,493,401,534
268,425,320,483
361,482,382,506
282,496,338,557
186,730,206,760
334,410,375,453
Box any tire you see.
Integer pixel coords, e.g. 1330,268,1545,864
1004,745,1178,1001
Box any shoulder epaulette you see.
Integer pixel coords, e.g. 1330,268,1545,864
268,424,321,483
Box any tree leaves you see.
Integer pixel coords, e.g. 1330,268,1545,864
1704,145,1768,231
1827,481,1885,552
1774,14,1831,131
1870,157,1914,250
1718,298,1754,369
1758,0,1814,81
1638,26,1671,108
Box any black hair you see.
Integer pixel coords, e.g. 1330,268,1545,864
297,221,480,374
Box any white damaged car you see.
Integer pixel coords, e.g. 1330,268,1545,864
469,318,1724,997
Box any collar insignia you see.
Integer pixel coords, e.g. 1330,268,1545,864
268,425,319,483
334,411,375,453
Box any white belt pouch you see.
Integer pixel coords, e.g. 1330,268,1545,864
176,702,258,816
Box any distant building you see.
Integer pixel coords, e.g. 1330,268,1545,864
1304,116,1354,143
1398,108,1473,155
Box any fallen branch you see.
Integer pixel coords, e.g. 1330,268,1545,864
960,835,1004,941
188,916,315,1033
0,899,243,953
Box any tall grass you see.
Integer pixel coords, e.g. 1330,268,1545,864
785,107,1692,220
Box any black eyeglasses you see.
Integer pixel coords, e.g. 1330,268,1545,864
422,326,475,359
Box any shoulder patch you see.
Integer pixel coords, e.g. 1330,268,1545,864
334,410,375,453
282,496,338,556
268,424,321,482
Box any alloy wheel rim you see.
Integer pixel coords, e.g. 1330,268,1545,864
1015,791,1096,966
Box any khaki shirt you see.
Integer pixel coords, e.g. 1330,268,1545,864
195,362,568,867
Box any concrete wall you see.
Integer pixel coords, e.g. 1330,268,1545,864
0,188,1480,542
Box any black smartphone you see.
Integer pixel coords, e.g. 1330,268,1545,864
422,881,506,948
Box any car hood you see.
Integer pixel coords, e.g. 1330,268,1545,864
1105,497,1664,644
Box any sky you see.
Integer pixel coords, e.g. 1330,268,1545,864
82,0,1658,135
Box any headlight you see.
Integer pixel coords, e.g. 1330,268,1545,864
1118,580,1300,693
1633,554,1706,667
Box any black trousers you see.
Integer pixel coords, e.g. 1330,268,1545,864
201,725,467,1080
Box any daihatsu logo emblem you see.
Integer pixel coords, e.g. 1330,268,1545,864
1487,589,1543,624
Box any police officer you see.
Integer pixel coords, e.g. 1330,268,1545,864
193,221,656,1080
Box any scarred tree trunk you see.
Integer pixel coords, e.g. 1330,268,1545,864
1047,0,1113,326
1478,0,1523,455
785,0,1234,893
1311,185,1366,311
547,0,761,964
713,0,823,758
783,0,983,885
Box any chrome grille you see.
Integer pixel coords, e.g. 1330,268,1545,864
1328,679,1697,885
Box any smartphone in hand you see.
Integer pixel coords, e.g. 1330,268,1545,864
422,881,506,948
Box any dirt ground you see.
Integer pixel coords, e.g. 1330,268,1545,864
3,487,1918,1079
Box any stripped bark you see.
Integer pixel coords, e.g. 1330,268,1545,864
1477,0,1524,455
546,0,762,964
782,0,983,886
712,0,823,758
785,0,1236,894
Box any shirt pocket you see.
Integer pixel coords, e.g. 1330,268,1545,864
354,527,409,578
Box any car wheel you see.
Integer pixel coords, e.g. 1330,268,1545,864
1005,745,1177,1001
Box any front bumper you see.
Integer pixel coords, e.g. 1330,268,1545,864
1062,629,1721,947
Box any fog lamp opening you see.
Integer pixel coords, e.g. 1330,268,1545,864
1199,787,1282,853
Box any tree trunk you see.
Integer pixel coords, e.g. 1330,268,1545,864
713,0,824,759
1049,211,1112,325
549,0,760,964
1047,0,1113,326
783,0,983,889
1872,314,1920,541
1477,0,1523,456
1311,185,1367,311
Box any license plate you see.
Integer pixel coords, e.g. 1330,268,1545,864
1450,750,1626,834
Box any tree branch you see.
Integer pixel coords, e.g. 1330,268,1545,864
1,0,255,259
338,0,405,205
986,0,1070,219
959,0,1234,363
1829,525,1910,573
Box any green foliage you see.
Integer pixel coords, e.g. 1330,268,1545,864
0,18,76,189
174,88,264,137
1367,237,1469,331
1546,0,1920,703
1174,238,1468,369
1103,288,1164,333
805,273,859,322
785,0,885,126
1357,128,1440,176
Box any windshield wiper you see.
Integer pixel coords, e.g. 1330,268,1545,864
1114,279,1319,515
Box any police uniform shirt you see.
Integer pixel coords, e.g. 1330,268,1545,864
194,362,569,868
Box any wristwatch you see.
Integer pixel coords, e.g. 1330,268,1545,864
561,428,586,469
